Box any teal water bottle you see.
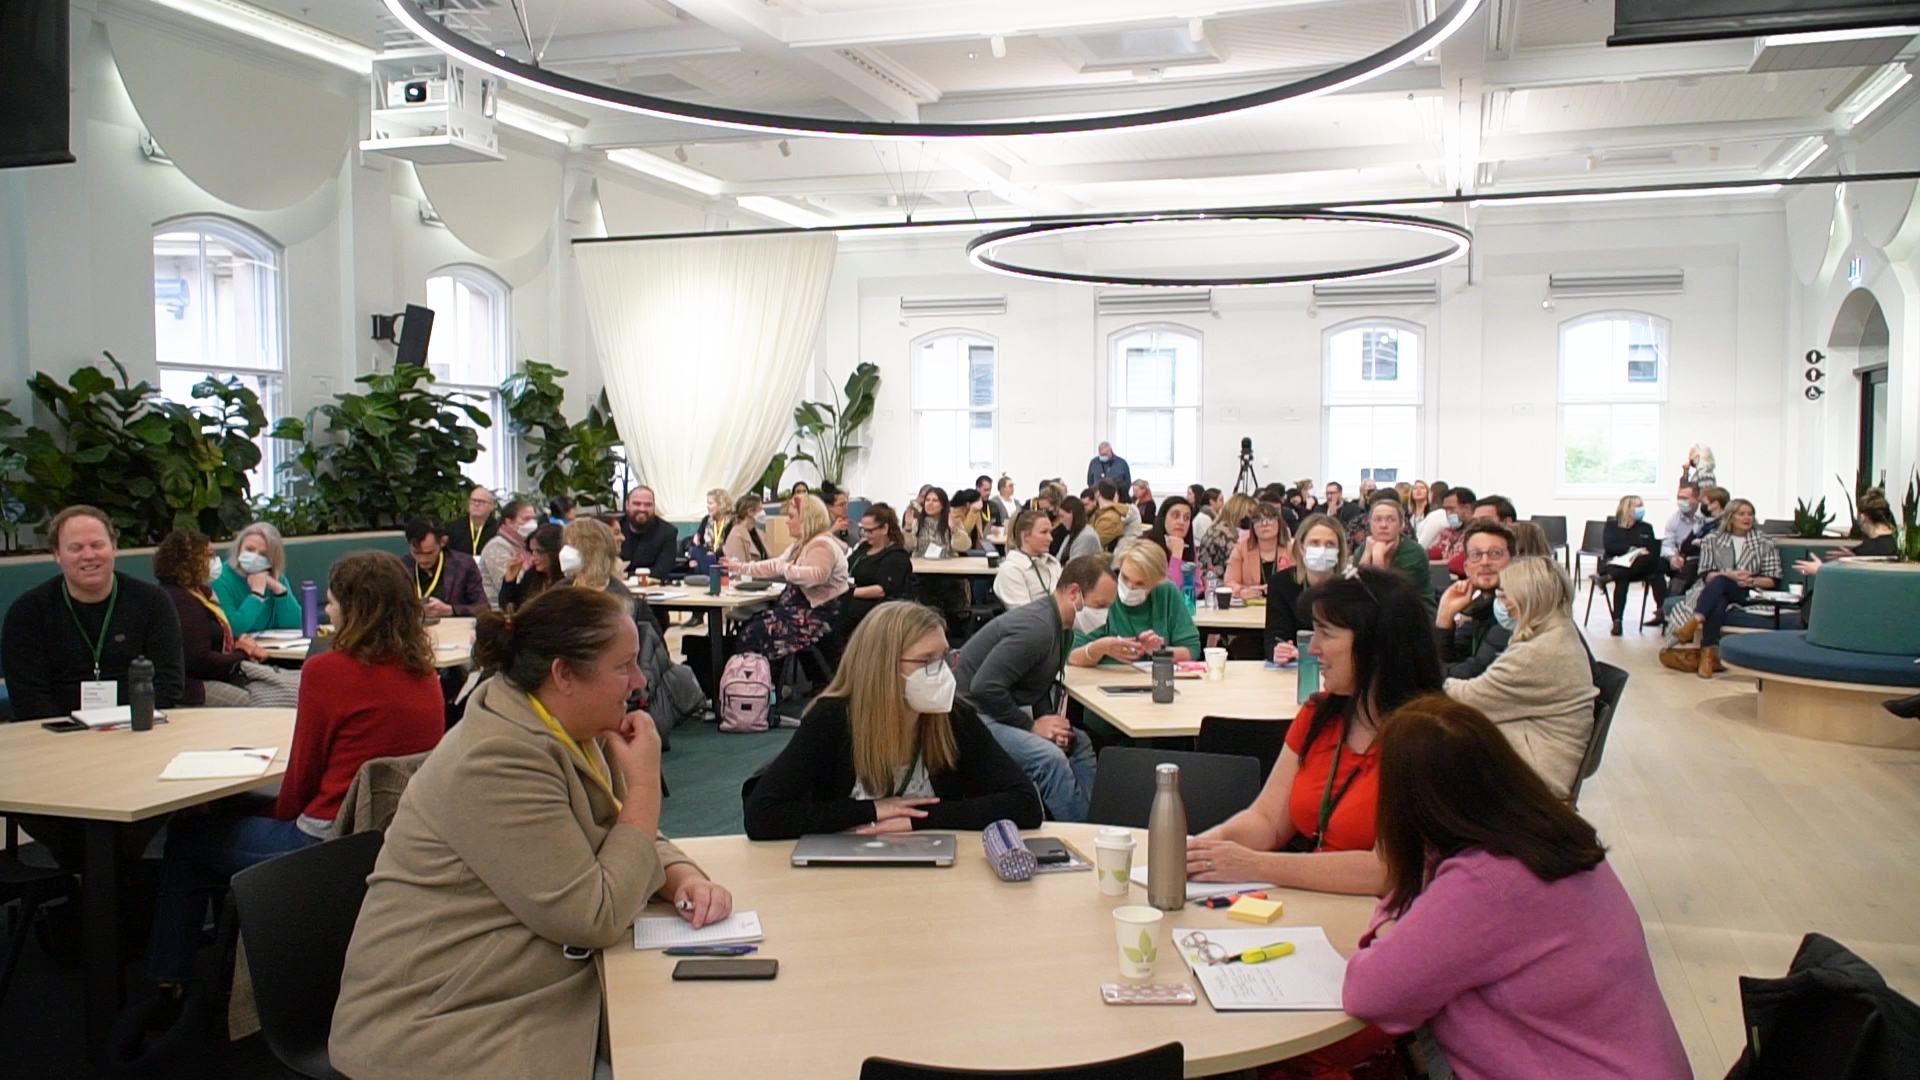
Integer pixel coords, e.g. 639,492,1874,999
1296,630,1319,703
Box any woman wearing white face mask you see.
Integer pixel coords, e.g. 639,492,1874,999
479,499,542,609
561,518,659,641
1068,542,1201,665
742,601,1043,840
1265,514,1349,663
212,521,304,633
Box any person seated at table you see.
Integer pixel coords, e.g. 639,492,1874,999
1343,696,1690,1080
1598,494,1666,636
1226,501,1292,598
723,494,850,663
1058,496,1102,562
331,586,729,1080
1353,494,1438,613
992,475,1019,523
1794,490,1899,622
1414,481,1450,548
1509,520,1552,559
1665,498,1781,678
211,521,304,633
617,486,678,580
910,486,971,635
448,485,499,558
957,556,1115,822
479,499,541,608
498,524,565,611
564,517,656,630
152,530,301,709
1434,520,1515,680
1667,484,1729,597
1442,558,1596,799
1425,484,1474,565
1196,492,1256,580
721,494,771,564
1186,568,1442,896
547,495,577,527
147,551,446,990
841,502,913,640
403,517,489,617
1142,495,1196,581
1131,479,1158,528
1265,513,1348,663
995,508,1064,609
686,488,733,556
1069,542,1201,665
948,489,993,554
0,505,186,720
743,601,1043,840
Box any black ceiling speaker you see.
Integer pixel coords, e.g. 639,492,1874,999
1612,0,1920,46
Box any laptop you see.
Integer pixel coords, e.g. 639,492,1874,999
790,833,957,867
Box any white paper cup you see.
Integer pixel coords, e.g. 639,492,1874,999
1093,827,1135,896
1203,647,1227,681
1112,905,1164,980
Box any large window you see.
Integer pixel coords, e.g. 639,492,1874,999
1108,325,1201,484
426,267,513,491
1324,321,1421,485
153,219,284,495
1558,313,1667,489
912,331,997,485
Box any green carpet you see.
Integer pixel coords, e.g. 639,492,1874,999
660,720,795,837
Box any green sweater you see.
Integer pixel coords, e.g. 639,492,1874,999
1072,579,1202,663
1387,535,1439,613
210,562,304,635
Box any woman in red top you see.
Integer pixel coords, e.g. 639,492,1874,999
146,551,445,987
1187,567,1442,896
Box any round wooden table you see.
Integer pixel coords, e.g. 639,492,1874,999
604,823,1373,1078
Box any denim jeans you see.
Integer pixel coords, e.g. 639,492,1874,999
1695,575,1752,647
146,810,320,983
989,722,1097,822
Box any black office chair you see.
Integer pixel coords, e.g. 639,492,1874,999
1427,560,1453,596
1531,515,1570,569
229,830,384,1080
1194,717,1292,784
1086,748,1261,835
1583,570,1651,629
1568,661,1629,806
861,1041,1182,1080
0,820,74,1010
1574,520,1607,580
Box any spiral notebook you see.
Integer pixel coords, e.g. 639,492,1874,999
632,911,764,950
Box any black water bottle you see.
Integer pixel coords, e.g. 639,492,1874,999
129,656,155,732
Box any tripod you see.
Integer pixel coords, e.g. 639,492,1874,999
1234,452,1260,495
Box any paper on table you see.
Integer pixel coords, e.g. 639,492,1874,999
268,639,312,652
70,706,170,729
632,910,763,950
254,629,305,641
1174,926,1348,1011
1129,865,1276,901
159,747,279,781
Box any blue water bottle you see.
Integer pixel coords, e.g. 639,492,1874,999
300,580,320,638
1296,630,1319,703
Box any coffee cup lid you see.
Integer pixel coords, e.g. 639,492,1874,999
1094,827,1135,848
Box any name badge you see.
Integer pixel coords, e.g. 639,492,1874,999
80,680,117,711
924,544,943,559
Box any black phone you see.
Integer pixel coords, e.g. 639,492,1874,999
1100,686,1154,696
1024,837,1072,865
40,719,87,732
672,959,778,981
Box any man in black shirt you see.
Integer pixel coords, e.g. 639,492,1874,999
1,506,186,720
446,485,499,557
618,485,679,578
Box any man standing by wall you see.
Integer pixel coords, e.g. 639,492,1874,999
1086,441,1130,492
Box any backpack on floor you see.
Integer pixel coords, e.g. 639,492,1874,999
718,652,776,733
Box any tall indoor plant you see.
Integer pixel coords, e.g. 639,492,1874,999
789,362,879,486
500,360,624,508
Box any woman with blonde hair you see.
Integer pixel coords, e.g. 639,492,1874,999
1596,493,1664,636
213,521,303,633
1069,541,1201,666
1195,492,1256,578
1442,557,1597,798
1680,443,1716,489
743,600,1041,839
722,495,770,564
1665,498,1780,678
564,517,659,635
724,493,851,661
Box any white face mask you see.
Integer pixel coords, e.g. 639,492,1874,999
208,555,226,581
1074,604,1109,634
516,519,538,538
237,551,271,575
559,545,584,576
1117,582,1148,607
903,662,956,713
1302,547,1339,574
1493,597,1517,630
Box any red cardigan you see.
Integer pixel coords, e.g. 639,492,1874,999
271,650,445,825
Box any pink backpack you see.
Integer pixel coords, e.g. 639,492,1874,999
717,652,776,733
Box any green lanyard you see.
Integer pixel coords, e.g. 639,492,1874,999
888,744,926,799
62,577,120,681
1313,720,1364,853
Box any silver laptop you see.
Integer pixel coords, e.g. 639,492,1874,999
791,833,957,867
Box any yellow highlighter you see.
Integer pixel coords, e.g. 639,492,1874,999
1234,942,1296,964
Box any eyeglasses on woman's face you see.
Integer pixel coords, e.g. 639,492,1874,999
898,652,948,678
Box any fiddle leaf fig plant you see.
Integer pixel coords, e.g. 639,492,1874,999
500,360,624,508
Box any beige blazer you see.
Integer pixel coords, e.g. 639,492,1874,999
1444,618,1598,798
330,677,696,1080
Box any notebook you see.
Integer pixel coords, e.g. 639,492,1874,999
158,748,279,781
69,706,169,730
791,833,956,866
1173,926,1348,1011
632,910,764,950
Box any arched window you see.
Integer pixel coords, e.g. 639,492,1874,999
153,217,284,495
1323,320,1421,485
1108,324,1201,484
912,330,997,485
426,266,513,491
1558,312,1668,489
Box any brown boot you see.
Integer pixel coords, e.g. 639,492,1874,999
1674,616,1702,645
1697,645,1719,679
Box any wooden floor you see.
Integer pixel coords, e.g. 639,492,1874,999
1573,605,1920,1079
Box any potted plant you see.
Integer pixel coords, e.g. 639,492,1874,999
789,362,880,486
1791,497,1835,539
500,360,623,509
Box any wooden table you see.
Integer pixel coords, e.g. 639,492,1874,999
0,708,295,1041
1192,604,1265,631
260,617,475,668
1065,661,1299,739
637,585,780,689
912,556,998,577
604,823,1370,1079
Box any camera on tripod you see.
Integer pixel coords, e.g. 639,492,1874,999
1235,436,1259,493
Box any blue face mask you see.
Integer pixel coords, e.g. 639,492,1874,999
1445,512,1462,530
1492,597,1516,630
1632,507,1646,522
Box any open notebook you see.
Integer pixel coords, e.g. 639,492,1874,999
158,748,279,781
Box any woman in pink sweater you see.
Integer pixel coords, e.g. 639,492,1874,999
723,493,851,661
1343,694,1691,1080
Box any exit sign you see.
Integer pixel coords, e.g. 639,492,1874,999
1848,257,1864,287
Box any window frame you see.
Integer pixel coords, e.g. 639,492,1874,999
151,214,288,497
1321,317,1424,485
1106,321,1203,485
909,328,1000,486
1555,310,1670,495
425,264,514,492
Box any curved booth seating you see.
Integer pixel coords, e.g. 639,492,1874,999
1720,560,1920,749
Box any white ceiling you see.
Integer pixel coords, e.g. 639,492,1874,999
235,0,1920,227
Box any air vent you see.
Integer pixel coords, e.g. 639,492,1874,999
900,295,1007,317
1096,290,1213,315
1750,29,1917,74
1058,28,1220,73
1310,280,1438,306
1549,270,1684,298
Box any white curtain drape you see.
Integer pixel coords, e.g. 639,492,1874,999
575,233,839,520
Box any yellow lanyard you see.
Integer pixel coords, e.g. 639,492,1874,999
191,589,235,644
526,693,624,811
415,551,445,600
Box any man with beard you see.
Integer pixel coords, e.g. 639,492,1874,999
1433,519,1515,679
619,486,679,579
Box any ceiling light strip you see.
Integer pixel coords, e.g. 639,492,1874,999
144,0,375,73
381,0,1484,139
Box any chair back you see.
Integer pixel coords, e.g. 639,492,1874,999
1569,661,1629,805
1195,717,1291,783
1531,514,1568,550
1427,560,1452,595
229,830,383,1080
1760,518,1796,536
1579,520,1607,553
1086,748,1261,834
860,1041,1182,1080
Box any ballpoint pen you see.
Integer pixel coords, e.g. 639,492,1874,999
662,945,758,956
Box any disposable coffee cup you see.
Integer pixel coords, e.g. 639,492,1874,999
1212,587,1233,610
1093,827,1136,897
986,553,1001,568
1203,647,1227,681
1112,905,1164,980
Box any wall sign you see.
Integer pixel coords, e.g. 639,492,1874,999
1804,348,1825,401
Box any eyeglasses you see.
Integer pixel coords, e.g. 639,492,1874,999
899,654,949,677
1464,548,1508,563
1179,931,1233,966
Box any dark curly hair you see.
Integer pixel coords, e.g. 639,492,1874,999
329,552,435,678
152,530,215,589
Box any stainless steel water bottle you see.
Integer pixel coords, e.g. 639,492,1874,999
1147,764,1188,911
1150,648,1175,704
